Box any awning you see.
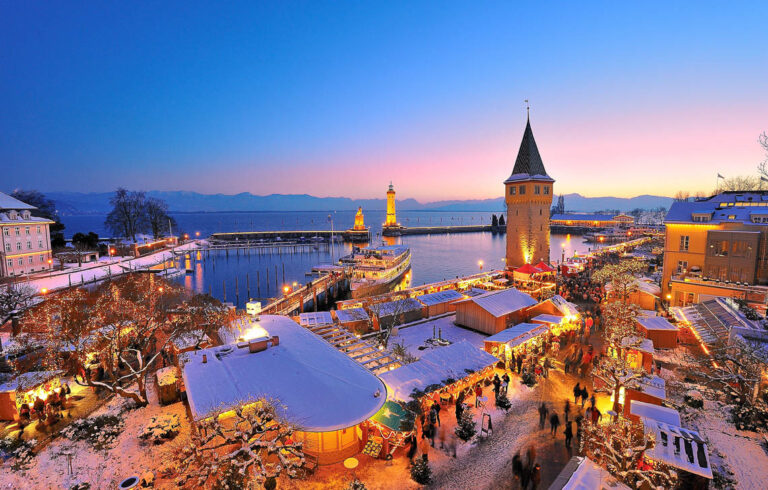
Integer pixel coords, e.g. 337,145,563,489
369,400,414,432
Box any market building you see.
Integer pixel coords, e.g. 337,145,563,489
415,289,464,317
636,316,679,349
550,213,635,230
181,315,387,465
482,322,549,359
0,191,55,278
661,191,768,310
454,288,538,335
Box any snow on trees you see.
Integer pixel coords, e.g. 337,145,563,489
169,399,305,488
22,274,232,407
581,416,677,489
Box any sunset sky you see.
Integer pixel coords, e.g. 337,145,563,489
1,2,767,202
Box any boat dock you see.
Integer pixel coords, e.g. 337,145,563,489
210,229,371,244
261,271,350,316
382,224,505,236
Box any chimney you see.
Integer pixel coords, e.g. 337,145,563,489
202,354,207,364
271,336,279,347
249,339,268,353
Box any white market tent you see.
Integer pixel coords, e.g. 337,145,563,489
549,456,630,490
637,316,679,332
545,294,580,318
629,375,666,400
298,311,334,328
379,340,498,401
530,313,565,325
484,323,549,349
630,400,681,426
643,418,713,479
181,315,386,431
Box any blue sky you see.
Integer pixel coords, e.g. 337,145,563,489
1,1,767,200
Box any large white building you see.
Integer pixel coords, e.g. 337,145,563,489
0,191,55,277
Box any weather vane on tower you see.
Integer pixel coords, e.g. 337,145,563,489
525,99,530,118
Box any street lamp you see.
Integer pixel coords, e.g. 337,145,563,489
195,231,200,237
283,285,291,296
47,258,53,277
40,288,48,295
478,260,484,271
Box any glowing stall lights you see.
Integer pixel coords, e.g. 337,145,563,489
241,324,270,342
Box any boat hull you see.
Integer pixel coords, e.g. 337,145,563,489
350,265,411,299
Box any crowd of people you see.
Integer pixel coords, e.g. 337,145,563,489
17,382,72,433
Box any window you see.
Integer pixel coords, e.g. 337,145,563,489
38,240,43,248
544,186,549,195
27,241,32,250
509,186,516,195
6,259,11,268
539,209,542,215
28,257,33,264
679,235,689,251
4,244,9,252
534,185,541,195
40,255,45,263
16,243,21,251
519,185,526,195
711,240,729,257
25,227,30,235
728,214,736,220
36,226,41,233
14,227,19,236
676,260,688,273
17,258,23,266
2,228,8,236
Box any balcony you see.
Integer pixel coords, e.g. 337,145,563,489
669,272,768,303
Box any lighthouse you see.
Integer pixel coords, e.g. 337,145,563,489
353,207,366,230
384,182,398,228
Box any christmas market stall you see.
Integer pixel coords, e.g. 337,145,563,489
333,307,371,334
454,288,537,335
0,370,64,421
636,316,678,349
618,336,655,373
379,340,498,405
483,322,549,360
361,400,416,460
415,289,464,317
181,315,386,465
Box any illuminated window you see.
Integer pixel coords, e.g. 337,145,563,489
679,235,689,251
676,260,688,273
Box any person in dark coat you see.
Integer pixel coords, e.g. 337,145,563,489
492,375,501,396
564,399,571,422
538,402,548,430
530,463,541,489
564,420,574,448
549,412,560,437
512,452,523,485
431,400,441,426
573,383,581,403
516,356,523,374
406,433,417,462
580,387,589,408
455,392,465,421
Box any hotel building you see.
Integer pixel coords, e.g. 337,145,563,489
0,191,55,278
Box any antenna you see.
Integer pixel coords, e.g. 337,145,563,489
525,99,530,118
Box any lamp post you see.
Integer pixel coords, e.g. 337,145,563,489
47,258,53,277
478,260,484,271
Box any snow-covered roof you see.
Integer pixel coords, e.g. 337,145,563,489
379,340,498,401
181,315,386,430
637,316,678,332
643,418,713,479
629,375,666,400
621,336,654,354
334,307,370,324
0,191,36,211
416,289,464,306
369,298,424,317
665,191,768,226
551,213,623,222
630,400,681,426
484,323,549,348
171,330,211,351
530,313,565,325
298,311,334,328
673,297,761,347
0,370,63,393
549,456,630,490
462,287,488,298
455,288,537,318
545,295,580,317
605,278,661,297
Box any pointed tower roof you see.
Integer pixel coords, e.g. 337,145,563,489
504,117,554,183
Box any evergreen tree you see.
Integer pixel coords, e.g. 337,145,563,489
454,410,477,441
410,456,432,484
491,214,499,227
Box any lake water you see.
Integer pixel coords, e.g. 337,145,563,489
60,211,593,308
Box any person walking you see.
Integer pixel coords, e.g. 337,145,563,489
531,463,541,490
591,407,602,424
549,412,560,437
516,355,523,374
564,399,571,422
573,383,581,404
538,402,548,430
564,420,573,448
429,405,439,430
590,393,596,409
455,392,465,421
580,387,589,408
492,374,501,397
406,433,417,462
431,401,441,426
502,372,511,393
512,452,523,487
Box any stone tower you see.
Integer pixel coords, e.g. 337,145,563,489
384,182,397,227
504,116,554,269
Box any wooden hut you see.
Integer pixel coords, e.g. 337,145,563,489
483,323,549,359
0,370,63,421
637,316,679,349
416,289,464,317
333,307,371,335
454,288,537,335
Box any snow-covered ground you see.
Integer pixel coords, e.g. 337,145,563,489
388,314,487,359
0,382,191,489
22,241,202,294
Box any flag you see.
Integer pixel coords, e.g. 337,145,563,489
761,177,768,183
717,173,725,179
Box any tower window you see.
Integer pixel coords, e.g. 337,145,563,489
534,185,541,195
544,186,549,195
509,186,516,195
519,185,526,195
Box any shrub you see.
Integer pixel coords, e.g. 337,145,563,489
684,390,704,409
347,479,367,490
521,370,537,387
410,456,432,485
455,410,476,441
61,414,124,451
495,393,512,412
0,437,36,471
139,413,181,444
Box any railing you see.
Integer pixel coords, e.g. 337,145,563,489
261,272,347,315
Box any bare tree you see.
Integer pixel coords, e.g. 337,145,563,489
756,131,768,180
105,188,147,242
673,190,690,202
581,416,677,489
170,399,305,488
145,197,177,239
716,175,761,193
0,283,36,322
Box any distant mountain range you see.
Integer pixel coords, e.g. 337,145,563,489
39,191,674,215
